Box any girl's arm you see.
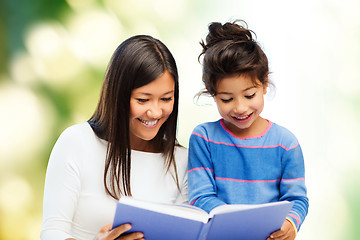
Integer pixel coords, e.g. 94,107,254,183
278,143,309,233
187,129,226,213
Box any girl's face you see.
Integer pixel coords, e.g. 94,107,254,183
213,75,267,138
129,71,175,151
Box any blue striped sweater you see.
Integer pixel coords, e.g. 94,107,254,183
188,119,309,231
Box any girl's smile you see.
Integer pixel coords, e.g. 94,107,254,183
214,74,268,138
232,112,253,122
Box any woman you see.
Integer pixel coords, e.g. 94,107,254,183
41,35,188,240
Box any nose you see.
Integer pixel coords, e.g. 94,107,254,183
147,103,162,119
233,99,247,114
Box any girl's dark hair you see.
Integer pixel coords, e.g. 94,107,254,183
199,20,269,96
88,35,180,199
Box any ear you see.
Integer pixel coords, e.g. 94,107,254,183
263,76,269,94
263,83,268,94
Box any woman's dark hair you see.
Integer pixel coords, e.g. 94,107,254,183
88,35,180,199
198,20,269,96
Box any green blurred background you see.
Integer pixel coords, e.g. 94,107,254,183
1,0,360,239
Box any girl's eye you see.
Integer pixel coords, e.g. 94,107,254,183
221,98,233,103
136,98,149,103
161,97,173,102
245,93,256,99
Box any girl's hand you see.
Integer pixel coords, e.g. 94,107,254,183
94,223,144,240
267,219,296,240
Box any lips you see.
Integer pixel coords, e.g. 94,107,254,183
232,113,252,122
138,118,159,127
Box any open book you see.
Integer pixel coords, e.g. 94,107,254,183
112,197,293,240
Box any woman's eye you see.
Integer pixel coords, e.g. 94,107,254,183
221,98,233,103
161,97,173,102
245,93,256,99
136,98,149,103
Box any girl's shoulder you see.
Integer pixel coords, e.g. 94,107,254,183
192,119,222,135
269,122,297,137
190,120,230,144
268,122,300,147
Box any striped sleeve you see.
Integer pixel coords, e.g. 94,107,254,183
279,142,309,231
188,128,226,213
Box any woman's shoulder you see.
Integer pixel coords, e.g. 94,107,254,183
48,123,98,169
60,122,92,136
54,122,101,149
174,145,188,159
58,122,96,140
174,145,188,163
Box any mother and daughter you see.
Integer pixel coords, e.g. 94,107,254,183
41,20,308,240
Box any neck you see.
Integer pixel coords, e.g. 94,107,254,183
226,116,269,138
130,138,159,153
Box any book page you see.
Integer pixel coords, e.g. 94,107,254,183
119,197,210,223
209,201,290,216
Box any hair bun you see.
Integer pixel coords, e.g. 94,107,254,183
200,20,255,55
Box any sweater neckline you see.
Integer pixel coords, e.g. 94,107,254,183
219,118,272,140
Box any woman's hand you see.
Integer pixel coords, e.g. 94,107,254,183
94,223,144,240
267,219,296,240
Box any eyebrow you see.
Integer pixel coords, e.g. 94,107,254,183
134,90,175,96
217,86,256,95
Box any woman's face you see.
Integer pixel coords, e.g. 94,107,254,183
129,71,175,151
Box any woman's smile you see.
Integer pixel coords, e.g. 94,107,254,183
137,118,159,128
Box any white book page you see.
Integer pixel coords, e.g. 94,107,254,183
119,197,210,223
209,201,289,216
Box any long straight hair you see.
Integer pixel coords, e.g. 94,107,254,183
88,35,180,199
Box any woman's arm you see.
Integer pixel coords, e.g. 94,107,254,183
41,128,146,240
64,224,144,240
41,129,82,239
93,224,144,240
174,147,189,205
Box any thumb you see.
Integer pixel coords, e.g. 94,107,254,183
107,224,132,239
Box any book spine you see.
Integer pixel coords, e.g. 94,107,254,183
197,219,213,240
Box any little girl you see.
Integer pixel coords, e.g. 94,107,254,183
188,20,309,240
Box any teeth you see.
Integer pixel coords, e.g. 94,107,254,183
139,119,158,126
234,115,249,120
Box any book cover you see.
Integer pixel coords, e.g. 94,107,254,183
112,197,293,240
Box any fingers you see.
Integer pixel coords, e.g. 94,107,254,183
267,229,293,240
267,226,290,240
108,224,132,239
99,223,113,234
109,224,144,240
118,232,144,240
267,218,298,240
